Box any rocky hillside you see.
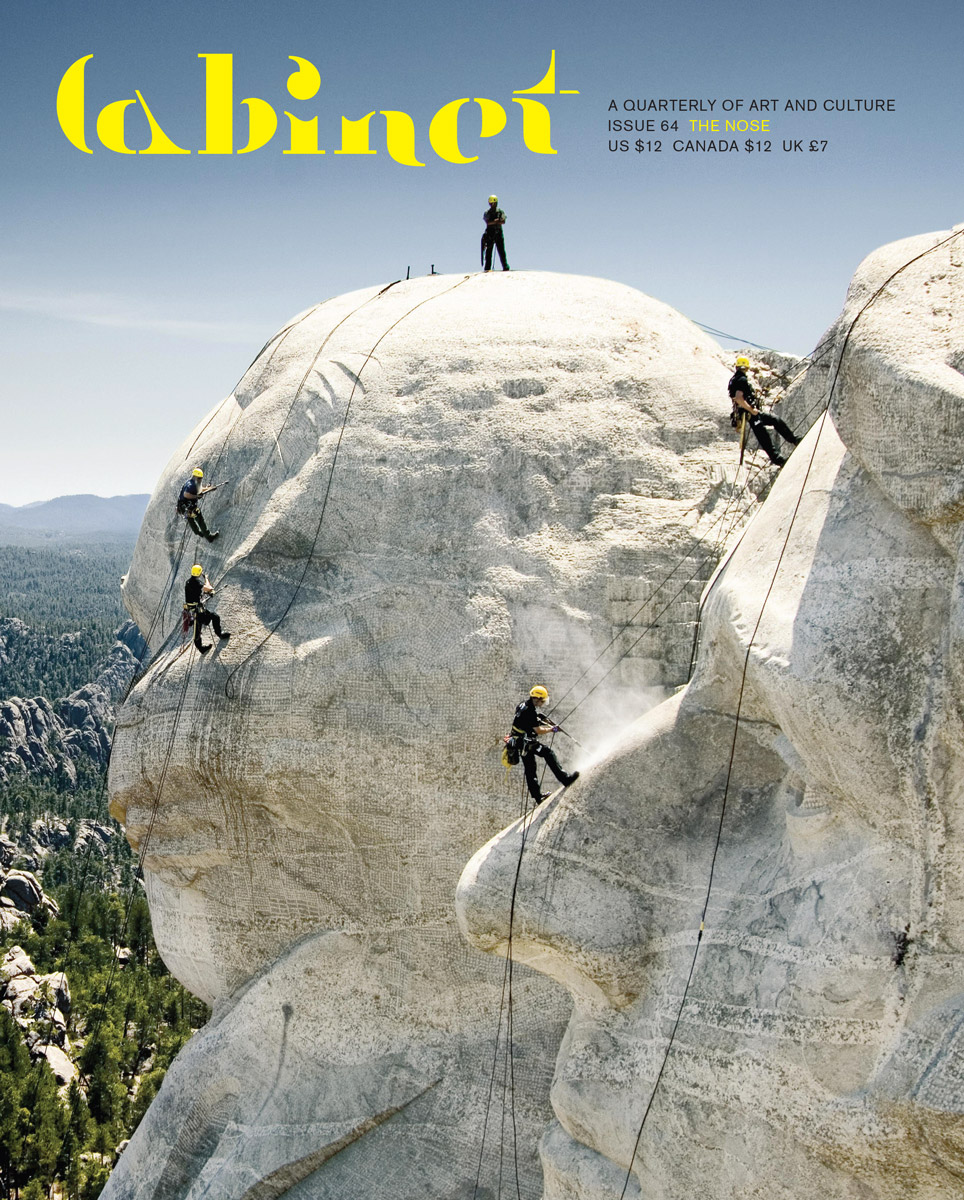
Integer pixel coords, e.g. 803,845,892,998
0,535,207,1199
0,619,144,784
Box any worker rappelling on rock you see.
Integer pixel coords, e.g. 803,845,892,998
729,356,799,466
505,685,579,802
183,564,230,655
481,194,510,273
176,468,221,542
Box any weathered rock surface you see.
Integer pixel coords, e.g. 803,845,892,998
107,271,752,1198
1,867,46,913
458,226,964,1198
1,816,114,879
1,945,75,1082
0,866,59,932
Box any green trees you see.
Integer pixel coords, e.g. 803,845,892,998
0,544,133,692
0,1009,69,1198
0,537,210,1195
0,879,209,1196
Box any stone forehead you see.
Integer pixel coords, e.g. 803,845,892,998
154,271,736,616
234,272,728,425
829,228,964,524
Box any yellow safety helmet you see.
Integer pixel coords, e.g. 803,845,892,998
529,685,549,701
488,194,498,204
191,565,203,576
192,468,204,478
735,356,750,369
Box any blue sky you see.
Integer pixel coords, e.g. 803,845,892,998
1,0,960,504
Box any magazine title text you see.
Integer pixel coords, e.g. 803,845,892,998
56,51,580,163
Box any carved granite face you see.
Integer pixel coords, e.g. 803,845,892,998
105,273,743,1197
458,228,964,1199
111,271,734,1005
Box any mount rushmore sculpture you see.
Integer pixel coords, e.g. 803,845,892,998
106,228,964,1198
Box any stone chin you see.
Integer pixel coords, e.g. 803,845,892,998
142,869,225,1006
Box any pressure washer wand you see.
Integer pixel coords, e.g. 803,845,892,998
548,722,585,750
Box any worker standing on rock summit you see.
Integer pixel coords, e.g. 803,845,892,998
481,194,509,273
508,686,578,803
184,564,230,655
177,468,220,542
729,356,800,466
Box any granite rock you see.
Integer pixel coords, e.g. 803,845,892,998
458,228,964,1198
107,271,750,1198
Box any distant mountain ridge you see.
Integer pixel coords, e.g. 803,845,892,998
0,494,149,542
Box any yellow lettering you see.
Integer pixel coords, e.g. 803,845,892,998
511,99,556,154
237,98,277,153
382,111,423,166
285,113,323,154
56,55,93,153
199,53,234,154
95,93,190,155
56,49,576,162
135,91,191,154
336,112,377,155
513,50,557,94
286,56,321,101
96,99,137,154
334,111,423,165
429,98,506,165
285,56,324,152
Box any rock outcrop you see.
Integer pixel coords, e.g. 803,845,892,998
1,945,76,1085
0,863,60,933
107,271,752,1198
0,619,143,784
2,817,114,878
459,226,964,1198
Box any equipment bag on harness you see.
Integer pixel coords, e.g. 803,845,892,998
182,603,199,636
501,727,526,768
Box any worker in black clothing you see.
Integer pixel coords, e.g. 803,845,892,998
184,564,231,655
728,356,800,466
482,194,509,272
509,685,579,803
177,468,220,542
